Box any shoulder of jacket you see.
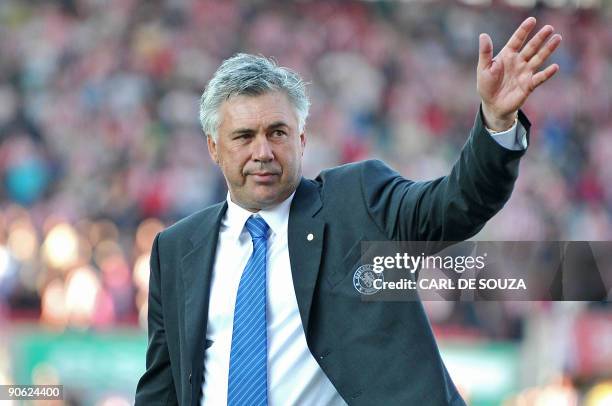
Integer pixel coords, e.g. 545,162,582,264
159,201,225,242
315,159,390,182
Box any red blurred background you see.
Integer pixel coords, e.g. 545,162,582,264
0,0,610,405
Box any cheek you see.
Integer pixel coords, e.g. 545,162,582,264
227,161,245,178
291,144,304,166
279,151,301,180
218,152,248,181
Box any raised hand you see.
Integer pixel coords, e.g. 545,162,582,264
477,17,562,131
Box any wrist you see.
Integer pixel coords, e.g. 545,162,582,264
481,103,518,132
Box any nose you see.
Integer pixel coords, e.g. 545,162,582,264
251,135,274,162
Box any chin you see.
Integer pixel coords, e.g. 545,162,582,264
254,196,282,208
252,191,287,208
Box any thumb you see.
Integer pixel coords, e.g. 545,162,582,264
478,33,493,71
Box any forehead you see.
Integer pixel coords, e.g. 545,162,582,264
218,91,298,131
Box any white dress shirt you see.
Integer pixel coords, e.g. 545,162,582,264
201,192,347,406
200,121,523,405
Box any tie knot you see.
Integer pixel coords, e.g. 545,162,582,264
245,216,269,240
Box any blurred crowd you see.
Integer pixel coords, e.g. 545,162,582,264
0,0,611,404
0,0,610,347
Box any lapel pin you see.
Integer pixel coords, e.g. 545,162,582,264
307,233,314,241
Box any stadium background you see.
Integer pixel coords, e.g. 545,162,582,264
0,0,611,404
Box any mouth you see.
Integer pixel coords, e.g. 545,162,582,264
249,172,280,183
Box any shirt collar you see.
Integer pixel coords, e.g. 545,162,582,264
223,191,295,239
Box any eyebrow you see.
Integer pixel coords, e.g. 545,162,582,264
230,121,290,136
267,121,289,130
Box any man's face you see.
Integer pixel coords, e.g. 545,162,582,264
207,91,306,212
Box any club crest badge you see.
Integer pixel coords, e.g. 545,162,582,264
353,264,384,295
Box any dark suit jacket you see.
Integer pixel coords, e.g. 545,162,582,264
135,108,530,405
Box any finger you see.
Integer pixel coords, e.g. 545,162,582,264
506,17,537,52
478,33,493,70
528,34,562,70
532,64,559,89
520,25,554,61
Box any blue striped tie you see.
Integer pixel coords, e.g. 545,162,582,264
227,215,269,405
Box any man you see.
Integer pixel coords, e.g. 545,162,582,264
135,17,561,405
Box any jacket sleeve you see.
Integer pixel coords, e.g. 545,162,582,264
362,106,530,243
135,233,178,405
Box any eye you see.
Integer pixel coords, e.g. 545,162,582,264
271,129,287,137
233,133,253,141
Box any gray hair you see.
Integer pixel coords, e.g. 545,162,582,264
199,53,310,141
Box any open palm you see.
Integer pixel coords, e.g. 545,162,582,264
477,17,562,129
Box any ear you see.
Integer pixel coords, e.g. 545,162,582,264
299,131,306,156
207,135,219,165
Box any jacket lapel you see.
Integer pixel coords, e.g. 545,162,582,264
181,201,227,405
288,178,325,336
